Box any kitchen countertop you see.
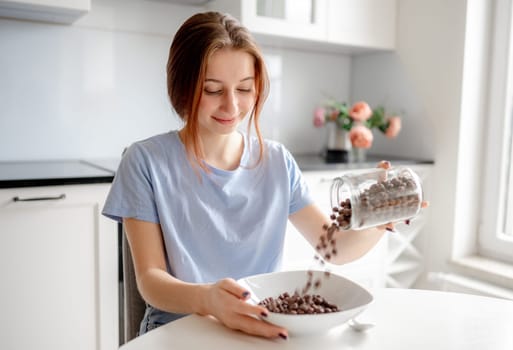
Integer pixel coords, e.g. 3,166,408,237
294,153,434,171
0,154,433,189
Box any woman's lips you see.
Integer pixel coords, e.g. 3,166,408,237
212,116,236,125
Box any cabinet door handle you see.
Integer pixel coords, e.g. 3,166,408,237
12,194,66,202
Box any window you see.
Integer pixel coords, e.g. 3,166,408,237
480,0,513,262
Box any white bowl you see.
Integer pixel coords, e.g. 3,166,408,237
239,270,373,336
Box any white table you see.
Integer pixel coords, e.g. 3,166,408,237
120,288,513,350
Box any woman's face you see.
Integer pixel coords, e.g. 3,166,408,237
197,48,256,136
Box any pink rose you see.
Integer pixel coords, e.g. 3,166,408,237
349,101,372,122
349,125,374,149
313,107,325,127
385,116,401,138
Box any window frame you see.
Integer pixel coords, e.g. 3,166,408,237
479,0,513,262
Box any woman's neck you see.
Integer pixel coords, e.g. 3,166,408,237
182,129,244,171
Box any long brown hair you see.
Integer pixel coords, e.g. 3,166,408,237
167,11,269,173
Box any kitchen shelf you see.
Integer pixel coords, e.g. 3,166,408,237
386,217,426,265
387,265,423,288
388,244,423,274
387,237,424,288
387,255,422,275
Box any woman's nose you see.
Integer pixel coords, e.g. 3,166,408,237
221,90,238,115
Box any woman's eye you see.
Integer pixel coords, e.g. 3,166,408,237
203,87,253,95
204,89,222,95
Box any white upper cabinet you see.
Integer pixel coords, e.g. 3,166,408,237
327,0,396,50
208,0,396,53
0,0,90,24
208,0,328,41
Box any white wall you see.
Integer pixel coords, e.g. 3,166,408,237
392,0,466,287
352,0,494,288
0,0,350,161
351,52,434,160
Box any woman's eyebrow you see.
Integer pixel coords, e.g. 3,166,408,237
204,77,254,83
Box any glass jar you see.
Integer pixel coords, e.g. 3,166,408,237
329,167,423,230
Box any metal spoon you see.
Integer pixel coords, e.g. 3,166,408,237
348,318,375,332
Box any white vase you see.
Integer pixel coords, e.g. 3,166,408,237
326,122,351,151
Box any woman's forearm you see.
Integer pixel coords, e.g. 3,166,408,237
290,203,386,265
136,267,210,315
328,226,385,264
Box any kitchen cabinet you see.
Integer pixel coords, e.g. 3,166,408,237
207,0,396,53
327,0,396,50
282,163,432,290
208,0,328,42
0,184,118,350
0,0,90,24
385,164,432,288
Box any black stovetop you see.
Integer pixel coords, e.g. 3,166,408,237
0,159,116,188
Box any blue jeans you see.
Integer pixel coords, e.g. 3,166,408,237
139,305,188,335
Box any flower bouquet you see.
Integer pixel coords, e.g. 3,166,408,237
313,100,401,163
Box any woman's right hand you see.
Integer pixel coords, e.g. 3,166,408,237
200,278,288,340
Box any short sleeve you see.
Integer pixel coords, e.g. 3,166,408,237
102,143,159,224
284,147,313,215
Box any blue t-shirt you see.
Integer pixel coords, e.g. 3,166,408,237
102,130,312,327
103,130,312,282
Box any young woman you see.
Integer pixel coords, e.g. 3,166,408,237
103,11,393,340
